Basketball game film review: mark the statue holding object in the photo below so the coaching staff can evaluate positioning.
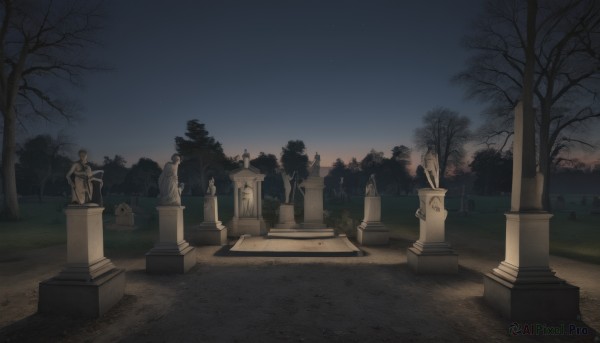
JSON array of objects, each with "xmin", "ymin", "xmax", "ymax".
[{"xmin": 66, "ymin": 149, "xmax": 104, "ymax": 206}]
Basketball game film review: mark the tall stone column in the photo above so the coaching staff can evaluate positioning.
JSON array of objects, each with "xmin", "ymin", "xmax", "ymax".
[
  {"xmin": 38, "ymin": 206, "xmax": 125, "ymax": 318},
  {"xmin": 407, "ymin": 188, "xmax": 457, "ymax": 274},
  {"xmin": 146, "ymin": 206, "xmax": 196, "ymax": 273},
  {"xmin": 301, "ymin": 176, "xmax": 326, "ymax": 229},
  {"xmin": 483, "ymin": 102, "xmax": 579, "ymax": 320}
]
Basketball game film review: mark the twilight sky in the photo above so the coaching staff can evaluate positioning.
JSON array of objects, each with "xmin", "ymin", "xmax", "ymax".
[{"xmin": 27, "ymin": 0, "xmax": 491, "ymax": 169}]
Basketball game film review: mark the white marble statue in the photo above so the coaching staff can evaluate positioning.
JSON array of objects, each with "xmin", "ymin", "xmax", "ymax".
[
  {"xmin": 423, "ymin": 146, "xmax": 440, "ymax": 189},
  {"xmin": 281, "ymin": 170, "xmax": 296, "ymax": 203},
  {"xmin": 365, "ymin": 173, "xmax": 378, "ymax": 196},
  {"xmin": 242, "ymin": 149, "xmax": 250, "ymax": 169},
  {"xmin": 309, "ymin": 152, "xmax": 321, "ymax": 177},
  {"xmin": 207, "ymin": 177, "xmax": 216, "ymax": 196},
  {"xmin": 158, "ymin": 154, "xmax": 184, "ymax": 206},
  {"xmin": 66, "ymin": 149, "xmax": 104, "ymax": 206},
  {"xmin": 241, "ymin": 181, "xmax": 254, "ymax": 216}
]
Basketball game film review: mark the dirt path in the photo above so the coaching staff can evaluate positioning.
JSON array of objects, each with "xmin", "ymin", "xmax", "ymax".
[{"xmin": 1, "ymin": 238, "xmax": 599, "ymax": 342}]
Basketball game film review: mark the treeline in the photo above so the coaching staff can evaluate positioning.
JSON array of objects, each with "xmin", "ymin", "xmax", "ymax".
[{"xmin": 13, "ymin": 122, "xmax": 600, "ymax": 202}]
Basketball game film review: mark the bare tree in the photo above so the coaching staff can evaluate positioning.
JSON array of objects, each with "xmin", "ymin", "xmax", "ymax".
[
  {"xmin": 414, "ymin": 107, "xmax": 471, "ymax": 186},
  {"xmin": 454, "ymin": 0, "xmax": 600, "ymax": 210},
  {"xmin": 0, "ymin": 0, "xmax": 105, "ymax": 219}
]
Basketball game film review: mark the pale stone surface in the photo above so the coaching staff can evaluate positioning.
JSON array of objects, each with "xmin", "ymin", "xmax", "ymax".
[
  {"xmin": 281, "ymin": 170, "xmax": 295, "ymax": 204},
  {"xmin": 309, "ymin": 152, "xmax": 320, "ymax": 177},
  {"xmin": 188, "ymin": 196, "xmax": 228, "ymax": 246},
  {"xmin": 275, "ymin": 203, "xmax": 297, "ymax": 229},
  {"xmin": 146, "ymin": 206, "xmax": 196, "ymax": 273},
  {"xmin": 207, "ymin": 177, "xmax": 216, "ymax": 196},
  {"xmin": 115, "ymin": 203, "xmax": 135, "ymax": 226},
  {"xmin": 407, "ymin": 188, "xmax": 457, "ymax": 273},
  {"xmin": 158, "ymin": 154, "xmax": 184, "ymax": 206},
  {"xmin": 357, "ymin": 196, "xmax": 389, "ymax": 245},
  {"xmin": 268, "ymin": 228, "xmax": 335, "ymax": 238},
  {"xmin": 38, "ymin": 206, "xmax": 124, "ymax": 318},
  {"xmin": 229, "ymin": 150, "xmax": 267, "ymax": 236},
  {"xmin": 230, "ymin": 234, "xmax": 361, "ymax": 256},
  {"xmin": 365, "ymin": 174, "xmax": 378, "ymax": 196},
  {"xmin": 299, "ymin": 176, "xmax": 326, "ymax": 229},
  {"xmin": 484, "ymin": 101, "xmax": 579, "ymax": 320}
]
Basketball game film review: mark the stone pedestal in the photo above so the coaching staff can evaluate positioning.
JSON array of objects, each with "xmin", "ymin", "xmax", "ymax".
[
  {"xmin": 275, "ymin": 203, "xmax": 297, "ymax": 229},
  {"xmin": 188, "ymin": 196, "xmax": 228, "ymax": 246},
  {"xmin": 483, "ymin": 212, "xmax": 580, "ymax": 319},
  {"xmin": 146, "ymin": 206, "xmax": 196, "ymax": 273},
  {"xmin": 301, "ymin": 176, "xmax": 326, "ymax": 229},
  {"xmin": 357, "ymin": 196, "xmax": 388, "ymax": 245},
  {"xmin": 407, "ymin": 188, "xmax": 458, "ymax": 274},
  {"xmin": 38, "ymin": 206, "xmax": 125, "ymax": 318}
]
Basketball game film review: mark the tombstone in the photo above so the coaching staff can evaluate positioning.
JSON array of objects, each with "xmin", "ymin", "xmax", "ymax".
[
  {"xmin": 483, "ymin": 102, "xmax": 579, "ymax": 320},
  {"xmin": 299, "ymin": 153, "xmax": 326, "ymax": 229},
  {"xmin": 189, "ymin": 179, "xmax": 228, "ymax": 245},
  {"xmin": 115, "ymin": 203, "xmax": 135, "ymax": 227},
  {"xmin": 38, "ymin": 206, "xmax": 125, "ymax": 318},
  {"xmin": 357, "ymin": 174, "xmax": 389, "ymax": 245},
  {"xmin": 229, "ymin": 150, "xmax": 267, "ymax": 236},
  {"xmin": 146, "ymin": 154, "xmax": 195, "ymax": 273}
]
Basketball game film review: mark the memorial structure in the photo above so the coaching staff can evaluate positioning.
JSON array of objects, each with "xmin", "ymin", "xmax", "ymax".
[
  {"xmin": 407, "ymin": 147, "xmax": 458, "ymax": 274},
  {"xmin": 357, "ymin": 174, "xmax": 389, "ymax": 245},
  {"xmin": 483, "ymin": 102, "xmax": 579, "ymax": 319},
  {"xmin": 229, "ymin": 150, "xmax": 267, "ymax": 236},
  {"xmin": 146, "ymin": 154, "xmax": 196, "ymax": 273},
  {"xmin": 189, "ymin": 177, "xmax": 228, "ymax": 245},
  {"xmin": 38, "ymin": 150, "xmax": 124, "ymax": 318},
  {"xmin": 299, "ymin": 152, "xmax": 326, "ymax": 229}
]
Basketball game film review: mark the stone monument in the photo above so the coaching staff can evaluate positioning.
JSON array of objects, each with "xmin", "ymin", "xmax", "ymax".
[
  {"xmin": 38, "ymin": 150, "xmax": 125, "ymax": 318},
  {"xmin": 406, "ymin": 147, "xmax": 458, "ymax": 274},
  {"xmin": 146, "ymin": 154, "xmax": 196, "ymax": 273},
  {"xmin": 275, "ymin": 170, "xmax": 297, "ymax": 229},
  {"xmin": 189, "ymin": 177, "xmax": 228, "ymax": 245},
  {"xmin": 299, "ymin": 152, "xmax": 326, "ymax": 229},
  {"xmin": 357, "ymin": 174, "xmax": 389, "ymax": 245},
  {"xmin": 115, "ymin": 203, "xmax": 135, "ymax": 227},
  {"xmin": 229, "ymin": 150, "xmax": 267, "ymax": 236},
  {"xmin": 483, "ymin": 102, "xmax": 579, "ymax": 320}
]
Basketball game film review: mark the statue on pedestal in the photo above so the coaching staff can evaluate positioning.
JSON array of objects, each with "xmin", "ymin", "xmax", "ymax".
[
  {"xmin": 158, "ymin": 154, "xmax": 184, "ymax": 206},
  {"xmin": 365, "ymin": 174, "xmax": 378, "ymax": 196},
  {"xmin": 241, "ymin": 181, "xmax": 254, "ymax": 216},
  {"xmin": 281, "ymin": 170, "xmax": 296, "ymax": 203},
  {"xmin": 309, "ymin": 152, "xmax": 320, "ymax": 177},
  {"xmin": 66, "ymin": 149, "xmax": 104, "ymax": 206},
  {"xmin": 423, "ymin": 146, "xmax": 440, "ymax": 189}
]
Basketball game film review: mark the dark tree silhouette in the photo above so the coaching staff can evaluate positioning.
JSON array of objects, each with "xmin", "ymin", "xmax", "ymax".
[
  {"xmin": 16, "ymin": 134, "xmax": 71, "ymax": 200},
  {"xmin": 102, "ymin": 155, "xmax": 128, "ymax": 195},
  {"xmin": 414, "ymin": 107, "xmax": 471, "ymax": 186},
  {"xmin": 281, "ymin": 140, "xmax": 309, "ymax": 181},
  {"xmin": 250, "ymin": 152, "xmax": 281, "ymax": 198},
  {"xmin": 470, "ymin": 148, "xmax": 513, "ymax": 195},
  {"xmin": 123, "ymin": 158, "xmax": 161, "ymax": 197},
  {"xmin": 0, "ymin": 0, "xmax": 106, "ymax": 219},
  {"xmin": 175, "ymin": 120, "xmax": 227, "ymax": 193},
  {"xmin": 454, "ymin": 0, "xmax": 600, "ymax": 209}
]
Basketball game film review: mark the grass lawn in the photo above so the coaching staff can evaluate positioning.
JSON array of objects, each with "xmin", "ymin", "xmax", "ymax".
[{"xmin": 1, "ymin": 193, "xmax": 599, "ymax": 264}]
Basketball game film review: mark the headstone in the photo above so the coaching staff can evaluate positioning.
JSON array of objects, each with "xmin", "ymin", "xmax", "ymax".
[
  {"xmin": 357, "ymin": 175, "xmax": 388, "ymax": 245},
  {"xmin": 188, "ymin": 195, "xmax": 228, "ymax": 245},
  {"xmin": 115, "ymin": 203, "xmax": 135, "ymax": 227},
  {"xmin": 38, "ymin": 206, "xmax": 125, "ymax": 318},
  {"xmin": 483, "ymin": 102, "xmax": 579, "ymax": 320},
  {"xmin": 228, "ymin": 150, "xmax": 267, "ymax": 236}
]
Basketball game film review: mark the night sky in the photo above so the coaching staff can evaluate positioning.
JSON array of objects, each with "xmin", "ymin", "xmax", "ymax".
[{"xmin": 27, "ymin": 0, "xmax": 488, "ymax": 168}]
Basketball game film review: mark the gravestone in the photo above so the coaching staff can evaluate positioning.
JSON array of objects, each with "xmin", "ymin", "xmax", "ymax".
[
  {"xmin": 189, "ymin": 193, "xmax": 228, "ymax": 246},
  {"xmin": 299, "ymin": 152, "xmax": 326, "ymax": 229},
  {"xmin": 483, "ymin": 102, "xmax": 579, "ymax": 320},
  {"xmin": 115, "ymin": 203, "xmax": 135, "ymax": 227},
  {"xmin": 357, "ymin": 174, "xmax": 388, "ymax": 245},
  {"xmin": 38, "ymin": 206, "xmax": 125, "ymax": 318}
]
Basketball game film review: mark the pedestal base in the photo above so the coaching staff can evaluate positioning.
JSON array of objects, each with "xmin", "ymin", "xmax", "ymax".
[
  {"xmin": 483, "ymin": 273, "xmax": 580, "ymax": 320},
  {"xmin": 276, "ymin": 203, "xmax": 297, "ymax": 229},
  {"xmin": 301, "ymin": 222, "xmax": 327, "ymax": 229},
  {"xmin": 229, "ymin": 217, "xmax": 267, "ymax": 237},
  {"xmin": 356, "ymin": 222, "xmax": 389, "ymax": 245},
  {"xmin": 38, "ymin": 268, "xmax": 125, "ymax": 318},
  {"xmin": 189, "ymin": 222, "xmax": 228, "ymax": 246},
  {"xmin": 145, "ymin": 242, "xmax": 196, "ymax": 274},
  {"xmin": 407, "ymin": 242, "xmax": 458, "ymax": 274}
]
